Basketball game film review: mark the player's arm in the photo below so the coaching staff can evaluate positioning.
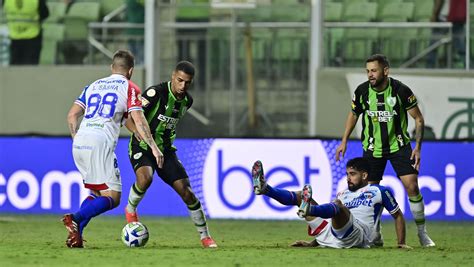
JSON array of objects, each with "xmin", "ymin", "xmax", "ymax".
[
  {"xmin": 130, "ymin": 110, "xmax": 164, "ymax": 168},
  {"xmin": 335, "ymin": 111, "xmax": 359, "ymax": 161},
  {"xmin": 124, "ymin": 118, "xmax": 143, "ymax": 142},
  {"xmin": 66, "ymin": 103, "xmax": 84, "ymax": 139},
  {"xmin": 391, "ymin": 210, "xmax": 411, "ymax": 249},
  {"xmin": 408, "ymin": 106, "xmax": 424, "ymax": 171}
]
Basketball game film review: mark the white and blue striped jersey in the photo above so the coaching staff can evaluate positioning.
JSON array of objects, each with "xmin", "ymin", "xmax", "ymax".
[
  {"xmin": 337, "ymin": 184, "xmax": 400, "ymax": 232},
  {"xmin": 74, "ymin": 74, "xmax": 142, "ymax": 143}
]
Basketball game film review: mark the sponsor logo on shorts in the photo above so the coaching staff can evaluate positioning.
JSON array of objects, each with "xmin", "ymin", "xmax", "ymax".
[{"xmin": 133, "ymin": 152, "xmax": 143, "ymax": 160}]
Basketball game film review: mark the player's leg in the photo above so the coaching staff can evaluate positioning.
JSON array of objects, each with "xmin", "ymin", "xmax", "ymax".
[
  {"xmin": 393, "ymin": 146, "xmax": 435, "ymax": 247},
  {"xmin": 126, "ymin": 145, "xmax": 157, "ymax": 222},
  {"xmin": 163, "ymin": 152, "xmax": 217, "ymax": 248},
  {"xmin": 252, "ymin": 160, "xmax": 301, "ymax": 206},
  {"xmin": 298, "ymin": 184, "xmax": 340, "ymax": 219},
  {"xmin": 363, "ymin": 152, "xmax": 387, "ymax": 246},
  {"xmin": 125, "ymin": 166, "xmax": 154, "ymax": 222},
  {"xmin": 63, "ymin": 139, "xmax": 121, "ymax": 248},
  {"xmin": 170, "ymin": 179, "xmax": 217, "ymax": 248}
]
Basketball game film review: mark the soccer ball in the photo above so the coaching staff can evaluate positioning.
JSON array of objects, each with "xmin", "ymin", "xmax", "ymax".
[{"xmin": 121, "ymin": 222, "xmax": 149, "ymax": 247}]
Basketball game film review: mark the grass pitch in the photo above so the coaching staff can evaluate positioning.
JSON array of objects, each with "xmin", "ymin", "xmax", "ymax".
[{"xmin": 0, "ymin": 215, "xmax": 472, "ymax": 266}]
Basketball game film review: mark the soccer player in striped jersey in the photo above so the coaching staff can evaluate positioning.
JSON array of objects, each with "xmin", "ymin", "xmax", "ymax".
[
  {"xmin": 252, "ymin": 158, "xmax": 411, "ymax": 249},
  {"xmin": 124, "ymin": 61, "xmax": 217, "ymax": 248},
  {"xmin": 335, "ymin": 54, "xmax": 435, "ymax": 247}
]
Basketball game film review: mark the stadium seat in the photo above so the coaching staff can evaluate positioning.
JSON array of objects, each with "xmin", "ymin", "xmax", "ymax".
[
  {"xmin": 40, "ymin": 23, "xmax": 65, "ymax": 65},
  {"xmin": 412, "ymin": 0, "xmax": 434, "ymax": 22},
  {"xmin": 342, "ymin": 28, "xmax": 379, "ymax": 66},
  {"xmin": 100, "ymin": 0, "xmax": 126, "ymax": 19},
  {"xmin": 324, "ymin": 1, "xmax": 343, "ymax": 22},
  {"xmin": 63, "ymin": 2, "xmax": 101, "ymax": 40},
  {"xmin": 378, "ymin": 2, "xmax": 414, "ymax": 22},
  {"xmin": 44, "ymin": 1, "xmax": 67, "ymax": 23},
  {"xmin": 341, "ymin": 2, "xmax": 377, "ymax": 22}
]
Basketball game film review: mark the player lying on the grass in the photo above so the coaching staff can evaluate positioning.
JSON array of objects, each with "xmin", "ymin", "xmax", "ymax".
[{"xmin": 252, "ymin": 157, "xmax": 412, "ymax": 249}]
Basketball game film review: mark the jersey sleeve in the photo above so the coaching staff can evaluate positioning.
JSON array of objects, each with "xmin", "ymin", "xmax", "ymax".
[
  {"xmin": 127, "ymin": 81, "xmax": 143, "ymax": 112},
  {"xmin": 398, "ymin": 83, "xmax": 418, "ymax": 110},
  {"xmin": 379, "ymin": 186, "xmax": 400, "ymax": 215},
  {"xmin": 351, "ymin": 87, "xmax": 364, "ymax": 115},
  {"xmin": 74, "ymin": 85, "xmax": 89, "ymax": 109},
  {"xmin": 141, "ymin": 84, "xmax": 163, "ymax": 113}
]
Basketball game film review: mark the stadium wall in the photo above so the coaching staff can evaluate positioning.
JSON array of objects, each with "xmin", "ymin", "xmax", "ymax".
[
  {"xmin": 0, "ymin": 67, "xmax": 472, "ymax": 138},
  {"xmin": 0, "ymin": 137, "xmax": 472, "ymax": 221}
]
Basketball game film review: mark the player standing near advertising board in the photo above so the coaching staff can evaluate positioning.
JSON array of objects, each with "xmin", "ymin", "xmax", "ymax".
[
  {"xmin": 335, "ymin": 54, "xmax": 435, "ymax": 247},
  {"xmin": 124, "ymin": 61, "xmax": 217, "ymax": 248},
  {"xmin": 64, "ymin": 50, "xmax": 162, "ymax": 248}
]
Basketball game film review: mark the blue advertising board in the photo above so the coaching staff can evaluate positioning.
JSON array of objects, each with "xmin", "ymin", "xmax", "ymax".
[{"xmin": 0, "ymin": 137, "xmax": 473, "ymax": 221}]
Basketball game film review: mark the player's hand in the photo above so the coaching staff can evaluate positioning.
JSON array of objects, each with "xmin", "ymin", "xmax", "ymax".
[
  {"xmin": 152, "ymin": 147, "xmax": 164, "ymax": 168},
  {"xmin": 397, "ymin": 244, "xmax": 413, "ymax": 249},
  {"xmin": 335, "ymin": 142, "xmax": 347, "ymax": 162},
  {"xmin": 410, "ymin": 146, "xmax": 421, "ymax": 171},
  {"xmin": 290, "ymin": 240, "xmax": 316, "ymax": 247}
]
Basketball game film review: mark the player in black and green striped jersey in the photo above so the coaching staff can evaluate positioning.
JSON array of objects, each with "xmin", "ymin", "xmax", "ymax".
[
  {"xmin": 335, "ymin": 54, "xmax": 435, "ymax": 248},
  {"xmin": 124, "ymin": 61, "xmax": 217, "ymax": 248}
]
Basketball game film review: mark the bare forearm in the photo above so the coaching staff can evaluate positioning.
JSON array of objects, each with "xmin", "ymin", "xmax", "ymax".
[
  {"xmin": 342, "ymin": 112, "xmax": 358, "ymax": 142},
  {"xmin": 395, "ymin": 214, "xmax": 407, "ymax": 245},
  {"xmin": 414, "ymin": 118, "xmax": 424, "ymax": 149},
  {"xmin": 68, "ymin": 120, "xmax": 78, "ymax": 138},
  {"xmin": 135, "ymin": 121, "xmax": 156, "ymax": 148}
]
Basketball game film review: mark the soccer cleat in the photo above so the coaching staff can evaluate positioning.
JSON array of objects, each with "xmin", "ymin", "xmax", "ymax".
[
  {"xmin": 201, "ymin": 236, "xmax": 218, "ymax": 248},
  {"xmin": 125, "ymin": 207, "xmax": 139, "ymax": 223},
  {"xmin": 372, "ymin": 231, "xmax": 384, "ymax": 247},
  {"xmin": 252, "ymin": 160, "xmax": 267, "ymax": 195},
  {"xmin": 418, "ymin": 231, "xmax": 436, "ymax": 247},
  {"xmin": 297, "ymin": 184, "xmax": 312, "ymax": 218},
  {"xmin": 62, "ymin": 214, "xmax": 83, "ymax": 248}
]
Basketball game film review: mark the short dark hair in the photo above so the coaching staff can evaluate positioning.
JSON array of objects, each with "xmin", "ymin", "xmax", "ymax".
[
  {"xmin": 346, "ymin": 157, "xmax": 370, "ymax": 174},
  {"xmin": 112, "ymin": 50, "xmax": 135, "ymax": 70},
  {"xmin": 175, "ymin": 61, "xmax": 195, "ymax": 76},
  {"xmin": 366, "ymin": 54, "xmax": 390, "ymax": 69}
]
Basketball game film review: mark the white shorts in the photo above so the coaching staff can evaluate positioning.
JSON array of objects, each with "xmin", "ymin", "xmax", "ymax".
[
  {"xmin": 307, "ymin": 214, "xmax": 370, "ymax": 249},
  {"xmin": 72, "ymin": 132, "xmax": 121, "ymax": 192}
]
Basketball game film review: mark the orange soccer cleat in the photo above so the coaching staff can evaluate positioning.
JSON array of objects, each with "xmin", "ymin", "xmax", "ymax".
[
  {"xmin": 62, "ymin": 214, "xmax": 83, "ymax": 248},
  {"xmin": 201, "ymin": 236, "xmax": 218, "ymax": 248},
  {"xmin": 125, "ymin": 207, "xmax": 139, "ymax": 223}
]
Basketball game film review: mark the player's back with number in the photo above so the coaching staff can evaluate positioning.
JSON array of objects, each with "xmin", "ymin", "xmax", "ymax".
[{"xmin": 75, "ymin": 75, "xmax": 142, "ymax": 142}]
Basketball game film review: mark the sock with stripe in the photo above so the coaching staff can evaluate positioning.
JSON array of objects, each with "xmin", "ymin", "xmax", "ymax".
[
  {"xmin": 126, "ymin": 182, "xmax": 146, "ymax": 213},
  {"xmin": 188, "ymin": 200, "xmax": 210, "ymax": 239},
  {"xmin": 409, "ymin": 194, "xmax": 427, "ymax": 232},
  {"xmin": 264, "ymin": 184, "xmax": 298, "ymax": 206},
  {"xmin": 72, "ymin": 196, "xmax": 115, "ymax": 224},
  {"xmin": 78, "ymin": 194, "xmax": 97, "ymax": 235},
  {"xmin": 308, "ymin": 203, "xmax": 340, "ymax": 218}
]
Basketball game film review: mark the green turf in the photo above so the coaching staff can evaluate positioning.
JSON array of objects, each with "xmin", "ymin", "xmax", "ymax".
[{"xmin": 0, "ymin": 215, "xmax": 472, "ymax": 266}]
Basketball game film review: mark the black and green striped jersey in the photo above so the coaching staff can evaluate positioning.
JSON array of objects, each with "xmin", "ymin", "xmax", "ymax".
[
  {"xmin": 130, "ymin": 81, "xmax": 193, "ymax": 152},
  {"xmin": 351, "ymin": 77, "xmax": 418, "ymax": 158}
]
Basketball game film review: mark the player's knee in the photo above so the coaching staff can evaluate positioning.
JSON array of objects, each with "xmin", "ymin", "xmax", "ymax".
[
  {"xmin": 112, "ymin": 197, "xmax": 121, "ymax": 208},
  {"xmin": 333, "ymin": 199, "xmax": 344, "ymax": 208},
  {"xmin": 137, "ymin": 174, "xmax": 153, "ymax": 189},
  {"xmin": 181, "ymin": 188, "xmax": 197, "ymax": 205}
]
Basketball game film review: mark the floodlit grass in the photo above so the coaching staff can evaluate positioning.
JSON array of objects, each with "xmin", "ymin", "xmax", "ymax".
[{"xmin": 0, "ymin": 215, "xmax": 472, "ymax": 266}]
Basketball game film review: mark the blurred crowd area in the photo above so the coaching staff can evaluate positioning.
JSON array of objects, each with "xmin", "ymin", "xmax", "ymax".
[{"xmin": 0, "ymin": 0, "xmax": 472, "ymax": 69}]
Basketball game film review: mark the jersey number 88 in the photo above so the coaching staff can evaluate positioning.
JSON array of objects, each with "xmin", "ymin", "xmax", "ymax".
[{"xmin": 85, "ymin": 93, "xmax": 118, "ymax": 119}]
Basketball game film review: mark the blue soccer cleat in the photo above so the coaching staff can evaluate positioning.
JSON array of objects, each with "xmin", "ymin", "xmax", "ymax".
[
  {"xmin": 252, "ymin": 160, "xmax": 267, "ymax": 195},
  {"xmin": 297, "ymin": 184, "xmax": 312, "ymax": 218}
]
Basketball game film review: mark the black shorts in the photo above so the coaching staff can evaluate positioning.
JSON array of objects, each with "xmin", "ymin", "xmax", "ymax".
[
  {"xmin": 129, "ymin": 144, "xmax": 188, "ymax": 186},
  {"xmin": 363, "ymin": 145, "xmax": 418, "ymax": 182}
]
